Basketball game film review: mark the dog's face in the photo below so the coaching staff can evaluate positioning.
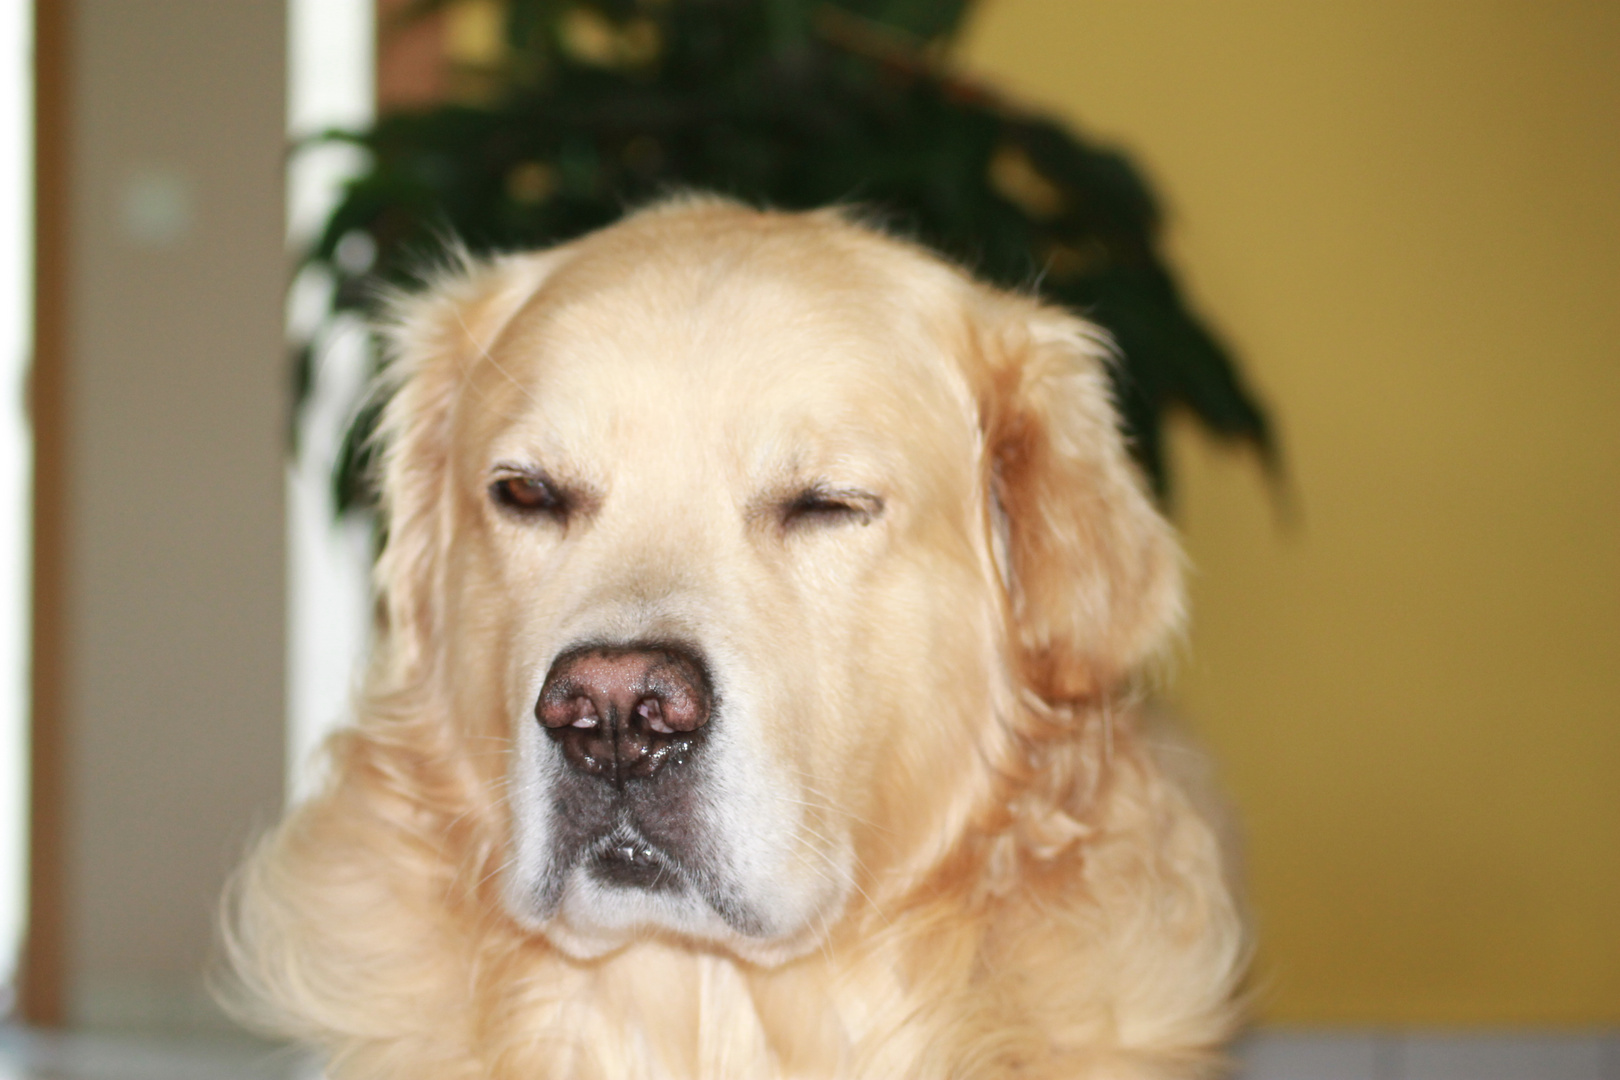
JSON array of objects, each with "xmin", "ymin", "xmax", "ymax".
[{"xmin": 374, "ymin": 201, "xmax": 1181, "ymax": 966}]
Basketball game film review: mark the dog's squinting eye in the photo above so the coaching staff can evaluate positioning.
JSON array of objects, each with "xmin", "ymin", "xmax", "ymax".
[
  {"xmin": 781, "ymin": 487, "xmax": 883, "ymax": 529},
  {"xmin": 491, "ymin": 474, "xmax": 568, "ymax": 519}
]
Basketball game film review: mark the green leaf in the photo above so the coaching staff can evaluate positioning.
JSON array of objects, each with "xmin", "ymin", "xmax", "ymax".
[{"xmin": 823, "ymin": 0, "xmax": 974, "ymax": 43}]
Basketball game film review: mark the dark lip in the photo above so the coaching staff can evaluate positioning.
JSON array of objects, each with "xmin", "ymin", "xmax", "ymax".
[
  {"xmin": 585, "ymin": 825, "xmax": 685, "ymax": 893},
  {"xmin": 527, "ymin": 821, "xmax": 769, "ymax": 939}
]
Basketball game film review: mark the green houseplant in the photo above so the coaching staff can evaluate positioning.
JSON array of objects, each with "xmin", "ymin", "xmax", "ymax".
[{"xmin": 299, "ymin": 0, "xmax": 1272, "ymax": 509}]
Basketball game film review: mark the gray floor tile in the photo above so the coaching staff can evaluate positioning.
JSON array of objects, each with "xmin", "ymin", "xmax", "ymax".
[
  {"xmin": 1397, "ymin": 1031, "xmax": 1611, "ymax": 1080},
  {"xmin": 4, "ymin": 1025, "xmax": 1618, "ymax": 1079},
  {"xmin": 1236, "ymin": 1028, "xmax": 1393, "ymax": 1080},
  {"xmin": 0, "ymin": 1028, "xmax": 316, "ymax": 1080}
]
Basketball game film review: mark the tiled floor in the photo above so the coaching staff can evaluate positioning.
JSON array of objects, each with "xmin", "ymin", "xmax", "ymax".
[
  {"xmin": 1236, "ymin": 1029, "xmax": 1620, "ymax": 1080},
  {"xmin": 0, "ymin": 1026, "xmax": 1616, "ymax": 1078},
  {"xmin": 0, "ymin": 1028, "xmax": 317, "ymax": 1080}
]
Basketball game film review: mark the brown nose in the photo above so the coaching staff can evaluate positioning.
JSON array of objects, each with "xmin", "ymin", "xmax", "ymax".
[{"xmin": 536, "ymin": 644, "xmax": 712, "ymax": 784}]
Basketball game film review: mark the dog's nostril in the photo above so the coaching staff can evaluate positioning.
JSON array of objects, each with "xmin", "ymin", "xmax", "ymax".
[
  {"xmin": 535, "ymin": 644, "xmax": 711, "ymax": 784},
  {"xmin": 637, "ymin": 698, "xmax": 671, "ymax": 734},
  {"xmin": 543, "ymin": 693, "xmax": 601, "ymax": 729}
]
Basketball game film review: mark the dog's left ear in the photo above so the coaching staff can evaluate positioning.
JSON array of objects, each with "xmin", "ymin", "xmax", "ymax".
[
  {"xmin": 977, "ymin": 297, "xmax": 1185, "ymax": 703},
  {"xmin": 372, "ymin": 250, "xmax": 567, "ymax": 684}
]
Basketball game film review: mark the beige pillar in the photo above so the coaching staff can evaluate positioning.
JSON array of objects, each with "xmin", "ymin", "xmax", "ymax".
[{"xmin": 25, "ymin": 0, "xmax": 286, "ymax": 1033}]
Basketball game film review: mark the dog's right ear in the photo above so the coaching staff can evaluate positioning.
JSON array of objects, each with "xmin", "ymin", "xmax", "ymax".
[
  {"xmin": 974, "ymin": 295, "xmax": 1185, "ymax": 705},
  {"xmin": 371, "ymin": 251, "xmax": 566, "ymax": 684}
]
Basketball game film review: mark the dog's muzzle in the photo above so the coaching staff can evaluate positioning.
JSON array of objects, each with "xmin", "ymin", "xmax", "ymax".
[{"xmin": 529, "ymin": 640, "xmax": 743, "ymax": 907}]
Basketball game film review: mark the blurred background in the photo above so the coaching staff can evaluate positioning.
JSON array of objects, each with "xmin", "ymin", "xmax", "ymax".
[{"xmin": 0, "ymin": 1, "xmax": 1615, "ymax": 1078}]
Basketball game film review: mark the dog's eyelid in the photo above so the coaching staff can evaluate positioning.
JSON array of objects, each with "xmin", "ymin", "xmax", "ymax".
[
  {"xmin": 487, "ymin": 464, "xmax": 579, "ymax": 520},
  {"xmin": 489, "ymin": 458, "xmax": 552, "ymax": 478},
  {"xmin": 779, "ymin": 484, "xmax": 885, "ymax": 528}
]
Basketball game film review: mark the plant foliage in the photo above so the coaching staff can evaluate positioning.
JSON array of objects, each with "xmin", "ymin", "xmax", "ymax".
[{"xmin": 302, "ymin": 0, "xmax": 1272, "ymax": 511}]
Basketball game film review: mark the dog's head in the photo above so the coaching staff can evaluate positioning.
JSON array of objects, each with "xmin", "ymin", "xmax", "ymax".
[{"xmin": 370, "ymin": 199, "xmax": 1181, "ymax": 964}]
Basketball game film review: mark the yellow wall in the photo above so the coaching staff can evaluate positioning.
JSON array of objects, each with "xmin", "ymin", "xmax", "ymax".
[{"xmin": 962, "ymin": 1, "xmax": 1620, "ymax": 1024}]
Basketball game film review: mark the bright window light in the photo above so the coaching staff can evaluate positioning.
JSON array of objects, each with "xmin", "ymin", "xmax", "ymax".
[{"xmin": 286, "ymin": 0, "xmax": 375, "ymax": 803}]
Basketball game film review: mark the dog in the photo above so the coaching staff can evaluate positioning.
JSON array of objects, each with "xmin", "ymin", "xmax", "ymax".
[{"xmin": 224, "ymin": 197, "xmax": 1247, "ymax": 1079}]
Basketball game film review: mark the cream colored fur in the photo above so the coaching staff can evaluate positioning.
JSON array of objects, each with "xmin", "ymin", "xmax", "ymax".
[{"xmin": 222, "ymin": 198, "xmax": 1247, "ymax": 1079}]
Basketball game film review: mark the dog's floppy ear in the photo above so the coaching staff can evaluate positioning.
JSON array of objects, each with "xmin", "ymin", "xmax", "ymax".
[
  {"xmin": 979, "ymin": 298, "xmax": 1185, "ymax": 702},
  {"xmin": 372, "ymin": 251, "xmax": 565, "ymax": 684}
]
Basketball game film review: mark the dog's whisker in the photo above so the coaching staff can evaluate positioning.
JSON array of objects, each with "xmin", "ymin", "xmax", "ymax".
[
  {"xmin": 772, "ymin": 777, "xmax": 896, "ymax": 837},
  {"xmin": 784, "ymin": 820, "xmax": 889, "ymax": 925},
  {"xmin": 470, "ymin": 852, "xmax": 522, "ymax": 895}
]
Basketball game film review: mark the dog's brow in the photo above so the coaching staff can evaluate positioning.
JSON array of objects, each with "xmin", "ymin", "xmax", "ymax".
[{"xmin": 454, "ymin": 305, "xmax": 542, "ymax": 406}]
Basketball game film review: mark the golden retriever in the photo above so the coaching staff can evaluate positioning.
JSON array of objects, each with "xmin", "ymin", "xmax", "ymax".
[{"xmin": 224, "ymin": 197, "xmax": 1246, "ymax": 1079}]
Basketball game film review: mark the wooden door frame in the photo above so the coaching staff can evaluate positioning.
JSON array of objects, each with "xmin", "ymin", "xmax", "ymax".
[{"xmin": 19, "ymin": 0, "xmax": 72, "ymax": 1029}]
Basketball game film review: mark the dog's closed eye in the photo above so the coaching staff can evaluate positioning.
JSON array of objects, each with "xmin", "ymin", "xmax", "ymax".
[{"xmin": 781, "ymin": 485, "xmax": 883, "ymax": 529}]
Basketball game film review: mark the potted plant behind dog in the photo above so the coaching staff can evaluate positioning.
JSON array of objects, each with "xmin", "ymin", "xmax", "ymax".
[{"xmin": 296, "ymin": 0, "xmax": 1273, "ymax": 512}]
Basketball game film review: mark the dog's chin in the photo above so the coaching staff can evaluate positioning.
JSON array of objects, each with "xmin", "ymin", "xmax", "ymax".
[{"xmin": 508, "ymin": 841, "xmax": 835, "ymax": 966}]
